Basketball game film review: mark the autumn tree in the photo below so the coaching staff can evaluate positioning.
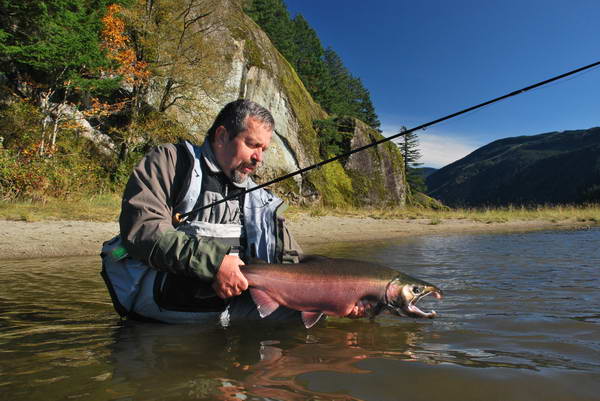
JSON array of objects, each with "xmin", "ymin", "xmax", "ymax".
[
  {"xmin": 120, "ymin": 0, "xmax": 224, "ymax": 115},
  {"xmin": 0, "ymin": 0, "xmax": 120, "ymax": 154},
  {"xmin": 99, "ymin": 3, "xmax": 150, "ymax": 120}
]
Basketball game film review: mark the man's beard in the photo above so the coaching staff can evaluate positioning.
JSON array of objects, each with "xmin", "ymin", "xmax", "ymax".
[
  {"xmin": 231, "ymin": 169, "xmax": 247, "ymax": 184},
  {"xmin": 231, "ymin": 160, "xmax": 260, "ymax": 184}
]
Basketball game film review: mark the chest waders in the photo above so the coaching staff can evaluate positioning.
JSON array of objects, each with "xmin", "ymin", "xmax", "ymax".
[{"xmin": 100, "ymin": 141, "xmax": 286, "ymax": 324}]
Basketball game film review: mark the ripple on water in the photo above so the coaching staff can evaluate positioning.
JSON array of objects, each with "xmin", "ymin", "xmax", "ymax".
[{"xmin": 1, "ymin": 230, "xmax": 600, "ymax": 401}]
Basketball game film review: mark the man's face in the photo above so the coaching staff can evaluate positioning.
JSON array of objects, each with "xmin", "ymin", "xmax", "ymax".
[{"xmin": 213, "ymin": 116, "xmax": 272, "ymax": 184}]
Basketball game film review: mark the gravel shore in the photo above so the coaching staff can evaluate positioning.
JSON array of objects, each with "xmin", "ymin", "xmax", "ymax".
[{"xmin": 1, "ymin": 216, "xmax": 594, "ymax": 260}]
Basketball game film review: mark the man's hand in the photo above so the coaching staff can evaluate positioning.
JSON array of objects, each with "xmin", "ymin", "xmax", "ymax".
[{"xmin": 212, "ymin": 254, "xmax": 248, "ymax": 299}]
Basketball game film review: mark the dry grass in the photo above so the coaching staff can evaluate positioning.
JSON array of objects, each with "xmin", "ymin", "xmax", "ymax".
[
  {"xmin": 0, "ymin": 193, "xmax": 121, "ymax": 222},
  {"xmin": 1, "ymin": 195, "xmax": 599, "ymax": 225},
  {"xmin": 285, "ymin": 203, "xmax": 600, "ymax": 224}
]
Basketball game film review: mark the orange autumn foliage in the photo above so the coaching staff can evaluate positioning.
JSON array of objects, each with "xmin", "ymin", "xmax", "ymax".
[{"xmin": 101, "ymin": 4, "xmax": 151, "ymax": 86}]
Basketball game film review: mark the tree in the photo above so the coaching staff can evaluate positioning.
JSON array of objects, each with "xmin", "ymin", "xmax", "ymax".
[
  {"xmin": 290, "ymin": 15, "xmax": 327, "ymax": 103},
  {"xmin": 244, "ymin": 3, "xmax": 382, "ymax": 131},
  {"xmin": 100, "ymin": 2, "xmax": 150, "ymax": 121},
  {"xmin": 322, "ymin": 48, "xmax": 380, "ymax": 130},
  {"xmin": 0, "ymin": 0, "xmax": 120, "ymax": 154},
  {"xmin": 244, "ymin": 0, "xmax": 297, "ymax": 62},
  {"xmin": 399, "ymin": 126, "xmax": 426, "ymax": 193},
  {"xmin": 121, "ymin": 0, "xmax": 223, "ymax": 114}
]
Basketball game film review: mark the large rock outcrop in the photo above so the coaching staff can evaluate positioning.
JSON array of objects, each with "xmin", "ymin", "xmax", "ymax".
[
  {"xmin": 343, "ymin": 118, "xmax": 406, "ymax": 206},
  {"xmin": 143, "ymin": 0, "xmax": 406, "ymax": 206}
]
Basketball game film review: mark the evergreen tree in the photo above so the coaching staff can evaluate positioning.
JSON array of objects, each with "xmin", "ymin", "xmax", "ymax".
[
  {"xmin": 0, "ymin": 0, "xmax": 117, "ymax": 94},
  {"xmin": 399, "ymin": 126, "xmax": 426, "ymax": 192},
  {"xmin": 323, "ymin": 48, "xmax": 380, "ymax": 130},
  {"xmin": 290, "ymin": 14, "xmax": 328, "ymax": 105},
  {"xmin": 0, "ymin": 0, "xmax": 120, "ymax": 153},
  {"xmin": 244, "ymin": 0, "xmax": 297, "ymax": 62},
  {"xmin": 349, "ymin": 76, "xmax": 380, "ymax": 131},
  {"xmin": 322, "ymin": 47, "xmax": 353, "ymax": 115}
]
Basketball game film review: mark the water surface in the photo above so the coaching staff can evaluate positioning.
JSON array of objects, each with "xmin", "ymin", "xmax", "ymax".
[{"xmin": 1, "ymin": 228, "xmax": 599, "ymax": 400}]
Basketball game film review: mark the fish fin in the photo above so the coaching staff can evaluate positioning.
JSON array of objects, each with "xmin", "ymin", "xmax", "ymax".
[
  {"xmin": 301, "ymin": 311, "xmax": 325, "ymax": 328},
  {"xmin": 249, "ymin": 289, "xmax": 280, "ymax": 318}
]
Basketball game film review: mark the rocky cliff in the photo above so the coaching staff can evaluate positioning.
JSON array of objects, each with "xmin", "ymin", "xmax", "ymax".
[{"xmin": 143, "ymin": 0, "xmax": 406, "ymax": 207}]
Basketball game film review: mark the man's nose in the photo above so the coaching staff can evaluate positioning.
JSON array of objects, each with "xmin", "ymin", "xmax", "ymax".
[{"xmin": 252, "ymin": 148, "xmax": 263, "ymax": 163}]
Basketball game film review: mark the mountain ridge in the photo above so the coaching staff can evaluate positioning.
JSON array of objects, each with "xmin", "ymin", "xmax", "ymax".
[{"xmin": 426, "ymin": 127, "xmax": 600, "ymax": 206}]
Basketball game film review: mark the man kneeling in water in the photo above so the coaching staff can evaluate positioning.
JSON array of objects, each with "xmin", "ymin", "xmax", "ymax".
[{"xmin": 103, "ymin": 99, "xmax": 299, "ymax": 323}]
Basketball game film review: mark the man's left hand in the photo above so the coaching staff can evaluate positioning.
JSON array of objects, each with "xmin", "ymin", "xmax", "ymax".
[{"xmin": 212, "ymin": 254, "xmax": 248, "ymax": 299}]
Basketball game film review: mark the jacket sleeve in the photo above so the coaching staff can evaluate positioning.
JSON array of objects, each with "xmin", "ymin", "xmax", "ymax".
[{"xmin": 119, "ymin": 144, "xmax": 229, "ymax": 281}]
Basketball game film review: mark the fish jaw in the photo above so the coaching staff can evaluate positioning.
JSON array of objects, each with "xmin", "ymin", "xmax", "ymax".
[{"xmin": 386, "ymin": 278, "xmax": 443, "ymax": 319}]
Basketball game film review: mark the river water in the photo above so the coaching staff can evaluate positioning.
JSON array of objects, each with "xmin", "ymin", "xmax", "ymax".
[{"xmin": 1, "ymin": 228, "xmax": 599, "ymax": 401}]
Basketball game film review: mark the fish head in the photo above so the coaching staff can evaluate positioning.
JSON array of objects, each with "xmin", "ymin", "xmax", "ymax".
[{"xmin": 384, "ymin": 275, "xmax": 443, "ymax": 319}]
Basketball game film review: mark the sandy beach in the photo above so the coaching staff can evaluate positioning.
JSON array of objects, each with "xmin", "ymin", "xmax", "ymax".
[{"xmin": 1, "ymin": 216, "xmax": 595, "ymax": 260}]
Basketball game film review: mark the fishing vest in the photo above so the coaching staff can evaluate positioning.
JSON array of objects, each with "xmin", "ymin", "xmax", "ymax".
[{"xmin": 101, "ymin": 141, "xmax": 293, "ymax": 324}]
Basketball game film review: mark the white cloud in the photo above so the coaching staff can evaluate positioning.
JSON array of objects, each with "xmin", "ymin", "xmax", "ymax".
[
  {"xmin": 381, "ymin": 125, "xmax": 479, "ymax": 168},
  {"xmin": 418, "ymin": 133, "xmax": 478, "ymax": 168}
]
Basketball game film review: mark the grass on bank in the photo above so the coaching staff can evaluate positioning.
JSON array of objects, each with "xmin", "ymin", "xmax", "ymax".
[
  {"xmin": 1, "ymin": 195, "xmax": 599, "ymax": 225},
  {"xmin": 0, "ymin": 193, "xmax": 121, "ymax": 222},
  {"xmin": 285, "ymin": 203, "xmax": 600, "ymax": 225}
]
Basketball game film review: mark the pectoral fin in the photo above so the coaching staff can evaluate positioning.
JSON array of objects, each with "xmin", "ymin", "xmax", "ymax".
[
  {"xmin": 249, "ymin": 289, "xmax": 280, "ymax": 318},
  {"xmin": 301, "ymin": 311, "xmax": 324, "ymax": 328}
]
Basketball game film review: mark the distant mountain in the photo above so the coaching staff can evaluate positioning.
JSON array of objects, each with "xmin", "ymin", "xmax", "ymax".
[
  {"xmin": 415, "ymin": 167, "xmax": 437, "ymax": 179},
  {"xmin": 426, "ymin": 127, "xmax": 600, "ymax": 206}
]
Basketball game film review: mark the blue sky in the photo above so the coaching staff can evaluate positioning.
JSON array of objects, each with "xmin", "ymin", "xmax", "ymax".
[{"xmin": 284, "ymin": 1, "xmax": 600, "ymax": 168}]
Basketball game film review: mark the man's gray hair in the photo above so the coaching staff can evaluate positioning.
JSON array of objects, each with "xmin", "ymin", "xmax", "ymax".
[{"xmin": 206, "ymin": 99, "xmax": 274, "ymax": 142}]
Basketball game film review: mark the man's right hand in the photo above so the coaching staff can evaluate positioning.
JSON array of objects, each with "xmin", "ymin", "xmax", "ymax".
[{"xmin": 212, "ymin": 254, "xmax": 248, "ymax": 299}]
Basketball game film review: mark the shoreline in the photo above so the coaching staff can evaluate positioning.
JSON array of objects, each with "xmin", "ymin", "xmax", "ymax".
[{"xmin": 1, "ymin": 216, "xmax": 596, "ymax": 260}]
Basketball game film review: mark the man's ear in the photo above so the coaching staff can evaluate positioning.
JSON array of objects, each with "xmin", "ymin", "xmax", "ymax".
[{"xmin": 214, "ymin": 126, "xmax": 228, "ymax": 146}]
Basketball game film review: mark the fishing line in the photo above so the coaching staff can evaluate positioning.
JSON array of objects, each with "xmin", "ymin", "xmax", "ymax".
[{"xmin": 173, "ymin": 60, "xmax": 600, "ymax": 225}]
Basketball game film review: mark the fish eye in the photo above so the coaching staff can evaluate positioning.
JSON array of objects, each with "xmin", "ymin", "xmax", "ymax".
[{"xmin": 412, "ymin": 286, "xmax": 422, "ymax": 294}]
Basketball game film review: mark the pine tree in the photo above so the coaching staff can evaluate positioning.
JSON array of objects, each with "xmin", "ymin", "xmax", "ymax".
[
  {"xmin": 399, "ymin": 126, "xmax": 426, "ymax": 192},
  {"xmin": 322, "ymin": 47, "xmax": 354, "ymax": 116},
  {"xmin": 322, "ymin": 48, "xmax": 380, "ymax": 130},
  {"xmin": 290, "ymin": 14, "xmax": 328, "ymax": 105},
  {"xmin": 244, "ymin": 0, "xmax": 297, "ymax": 62}
]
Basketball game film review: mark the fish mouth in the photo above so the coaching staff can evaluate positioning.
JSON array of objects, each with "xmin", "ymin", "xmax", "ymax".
[{"xmin": 400, "ymin": 289, "xmax": 443, "ymax": 319}]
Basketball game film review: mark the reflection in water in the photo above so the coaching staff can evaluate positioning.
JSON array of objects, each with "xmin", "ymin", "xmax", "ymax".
[
  {"xmin": 1, "ymin": 229, "xmax": 600, "ymax": 401},
  {"xmin": 105, "ymin": 319, "xmax": 432, "ymax": 401},
  {"xmin": 212, "ymin": 321, "xmax": 429, "ymax": 401}
]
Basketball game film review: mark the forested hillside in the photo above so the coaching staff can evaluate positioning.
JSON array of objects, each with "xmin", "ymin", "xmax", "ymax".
[
  {"xmin": 0, "ymin": 0, "xmax": 405, "ymax": 207},
  {"xmin": 426, "ymin": 128, "xmax": 600, "ymax": 206}
]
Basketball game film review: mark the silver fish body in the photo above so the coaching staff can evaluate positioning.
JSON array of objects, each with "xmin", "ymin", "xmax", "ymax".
[{"xmin": 242, "ymin": 255, "xmax": 443, "ymax": 328}]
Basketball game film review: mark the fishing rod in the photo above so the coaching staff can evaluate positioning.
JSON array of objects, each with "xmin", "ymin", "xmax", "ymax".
[{"xmin": 173, "ymin": 60, "xmax": 600, "ymax": 225}]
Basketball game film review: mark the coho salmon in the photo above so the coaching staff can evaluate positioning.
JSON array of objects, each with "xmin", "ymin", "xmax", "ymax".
[{"xmin": 243, "ymin": 255, "xmax": 443, "ymax": 328}]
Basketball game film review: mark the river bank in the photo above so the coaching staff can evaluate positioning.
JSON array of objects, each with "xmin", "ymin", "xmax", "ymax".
[{"xmin": 1, "ymin": 216, "xmax": 596, "ymax": 260}]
